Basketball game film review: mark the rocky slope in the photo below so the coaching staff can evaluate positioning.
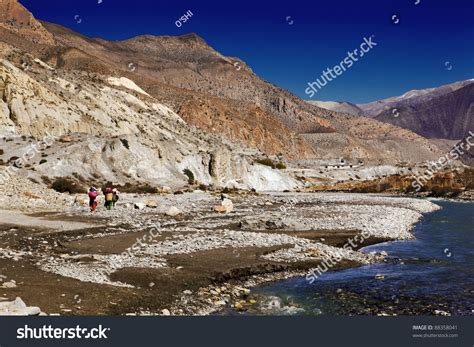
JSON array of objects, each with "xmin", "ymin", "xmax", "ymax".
[
  {"xmin": 37, "ymin": 17, "xmax": 444, "ymax": 164},
  {"xmin": 0, "ymin": 0, "xmax": 54, "ymax": 46},
  {"xmin": 358, "ymin": 79, "xmax": 474, "ymax": 119},
  {"xmin": 307, "ymin": 100, "xmax": 363, "ymax": 116},
  {"xmin": 0, "ymin": 0, "xmax": 448, "ymax": 188},
  {"xmin": 309, "ymin": 80, "xmax": 474, "ymax": 166},
  {"xmin": 0, "ymin": 45, "xmax": 298, "ymax": 190},
  {"xmin": 373, "ymin": 82, "xmax": 474, "ymax": 140},
  {"xmin": 309, "ymin": 80, "xmax": 474, "ymax": 141}
]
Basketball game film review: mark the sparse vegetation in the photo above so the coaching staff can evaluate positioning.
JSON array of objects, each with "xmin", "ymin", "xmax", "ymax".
[
  {"xmin": 255, "ymin": 158, "xmax": 274, "ymax": 167},
  {"xmin": 183, "ymin": 168, "xmax": 195, "ymax": 184},
  {"xmin": 198, "ymin": 184, "xmax": 209, "ymax": 191},
  {"xmin": 275, "ymin": 162, "xmax": 287, "ymax": 170},
  {"xmin": 39, "ymin": 159, "xmax": 47, "ymax": 164},
  {"xmin": 221, "ymin": 186, "xmax": 239, "ymax": 194},
  {"xmin": 255, "ymin": 158, "xmax": 287, "ymax": 170},
  {"xmin": 97, "ymin": 181, "xmax": 158, "ymax": 194},
  {"xmin": 51, "ymin": 177, "xmax": 85, "ymax": 194},
  {"xmin": 311, "ymin": 168, "xmax": 474, "ymax": 198},
  {"xmin": 41, "ymin": 176, "xmax": 52, "ymax": 185}
]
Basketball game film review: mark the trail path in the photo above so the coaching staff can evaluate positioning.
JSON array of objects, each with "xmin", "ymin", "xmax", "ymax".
[{"xmin": 0, "ymin": 210, "xmax": 95, "ymax": 231}]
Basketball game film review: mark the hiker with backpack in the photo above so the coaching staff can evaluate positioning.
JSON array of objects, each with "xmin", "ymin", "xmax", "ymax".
[
  {"xmin": 88, "ymin": 187, "xmax": 98, "ymax": 212},
  {"xmin": 104, "ymin": 187, "xmax": 114, "ymax": 210},
  {"xmin": 112, "ymin": 188, "xmax": 119, "ymax": 207}
]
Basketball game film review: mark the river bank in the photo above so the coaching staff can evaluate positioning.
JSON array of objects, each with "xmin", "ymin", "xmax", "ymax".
[
  {"xmin": 239, "ymin": 200, "xmax": 473, "ymax": 316},
  {"xmin": 0, "ymin": 191, "xmax": 440, "ymax": 315}
]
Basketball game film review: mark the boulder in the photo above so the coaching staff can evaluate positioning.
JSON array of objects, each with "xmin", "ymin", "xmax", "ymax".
[
  {"xmin": 74, "ymin": 196, "xmax": 88, "ymax": 206},
  {"xmin": 161, "ymin": 186, "xmax": 172, "ymax": 193},
  {"xmin": 213, "ymin": 205, "xmax": 227, "ymax": 213},
  {"xmin": 59, "ymin": 135, "xmax": 74, "ymax": 143},
  {"xmin": 1, "ymin": 281, "xmax": 17, "ymax": 288},
  {"xmin": 165, "ymin": 206, "xmax": 182, "ymax": 217},
  {"xmin": 0, "ymin": 297, "xmax": 42, "ymax": 316},
  {"xmin": 213, "ymin": 198, "xmax": 233, "ymax": 213},
  {"xmin": 145, "ymin": 200, "xmax": 158, "ymax": 208},
  {"xmin": 134, "ymin": 202, "xmax": 146, "ymax": 210}
]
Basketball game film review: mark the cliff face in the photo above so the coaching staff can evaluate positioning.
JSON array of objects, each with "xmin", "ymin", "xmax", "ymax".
[{"xmin": 0, "ymin": 47, "xmax": 299, "ymax": 191}]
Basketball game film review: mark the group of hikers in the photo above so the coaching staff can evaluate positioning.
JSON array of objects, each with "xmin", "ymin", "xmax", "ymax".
[{"xmin": 87, "ymin": 186, "xmax": 119, "ymax": 212}]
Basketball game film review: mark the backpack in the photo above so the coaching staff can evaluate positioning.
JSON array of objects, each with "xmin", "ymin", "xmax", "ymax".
[{"xmin": 105, "ymin": 193, "xmax": 113, "ymax": 202}]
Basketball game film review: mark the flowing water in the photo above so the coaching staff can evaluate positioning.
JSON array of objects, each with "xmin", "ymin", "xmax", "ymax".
[{"xmin": 247, "ymin": 200, "xmax": 474, "ymax": 315}]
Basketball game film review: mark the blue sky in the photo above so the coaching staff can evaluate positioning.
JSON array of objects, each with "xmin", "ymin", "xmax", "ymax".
[{"xmin": 20, "ymin": 0, "xmax": 474, "ymax": 103}]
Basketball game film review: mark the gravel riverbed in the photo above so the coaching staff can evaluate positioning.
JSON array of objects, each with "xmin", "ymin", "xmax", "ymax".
[{"xmin": 0, "ymin": 191, "xmax": 440, "ymax": 315}]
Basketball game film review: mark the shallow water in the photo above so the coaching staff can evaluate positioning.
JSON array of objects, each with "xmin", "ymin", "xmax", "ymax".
[{"xmin": 248, "ymin": 200, "xmax": 474, "ymax": 315}]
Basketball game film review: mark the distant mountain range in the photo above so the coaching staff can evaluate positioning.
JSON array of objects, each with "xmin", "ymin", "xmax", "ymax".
[{"xmin": 309, "ymin": 79, "xmax": 474, "ymax": 141}]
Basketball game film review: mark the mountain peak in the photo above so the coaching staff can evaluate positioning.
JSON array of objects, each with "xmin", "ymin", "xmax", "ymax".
[
  {"xmin": 122, "ymin": 32, "xmax": 210, "ymax": 50},
  {"xmin": 0, "ymin": 0, "xmax": 54, "ymax": 45}
]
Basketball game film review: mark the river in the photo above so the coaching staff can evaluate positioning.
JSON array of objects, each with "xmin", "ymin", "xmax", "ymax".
[{"xmin": 245, "ymin": 200, "xmax": 474, "ymax": 315}]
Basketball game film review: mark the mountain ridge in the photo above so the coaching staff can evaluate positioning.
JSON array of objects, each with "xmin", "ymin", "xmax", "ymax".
[{"xmin": 0, "ymin": 0, "xmax": 447, "ymax": 174}]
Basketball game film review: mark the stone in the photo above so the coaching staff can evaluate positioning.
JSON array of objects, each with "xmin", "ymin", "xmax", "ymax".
[
  {"xmin": 375, "ymin": 274, "xmax": 385, "ymax": 280},
  {"xmin": 134, "ymin": 202, "xmax": 146, "ymax": 210},
  {"xmin": 161, "ymin": 186, "xmax": 172, "ymax": 193},
  {"xmin": 235, "ymin": 286, "xmax": 250, "ymax": 294},
  {"xmin": 221, "ymin": 198, "xmax": 233, "ymax": 213},
  {"xmin": 0, "ymin": 297, "xmax": 42, "ymax": 316},
  {"xmin": 74, "ymin": 196, "xmax": 88, "ymax": 206},
  {"xmin": 165, "ymin": 206, "xmax": 182, "ymax": 217},
  {"xmin": 213, "ymin": 205, "xmax": 227, "ymax": 213},
  {"xmin": 214, "ymin": 300, "xmax": 226, "ymax": 306},
  {"xmin": 183, "ymin": 290, "xmax": 192, "ymax": 295},
  {"xmin": 2, "ymin": 281, "xmax": 17, "ymax": 288},
  {"xmin": 213, "ymin": 198, "xmax": 233, "ymax": 213},
  {"xmin": 59, "ymin": 135, "xmax": 74, "ymax": 143},
  {"xmin": 146, "ymin": 200, "xmax": 158, "ymax": 208},
  {"xmin": 161, "ymin": 308, "xmax": 171, "ymax": 316}
]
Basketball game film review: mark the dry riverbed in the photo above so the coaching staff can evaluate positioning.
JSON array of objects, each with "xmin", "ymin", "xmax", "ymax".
[{"xmin": 0, "ymin": 191, "xmax": 440, "ymax": 315}]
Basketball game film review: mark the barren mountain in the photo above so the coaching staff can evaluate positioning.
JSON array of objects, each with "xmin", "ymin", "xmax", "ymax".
[
  {"xmin": 373, "ymin": 82, "xmax": 474, "ymax": 140},
  {"xmin": 358, "ymin": 80, "xmax": 474, "ymax": 118},
  {"xmin": 0, "ymin": 0, "xmax": 53, "ymax": 45},
  {"xmin": 0, "ymin": 0, "xmax": 446, "ymax": 180},
  {"xmin": 38, "ymin": 20, "xmax": 444, "ymax": 164},
  {"xmin": 310, "ymin": 79, "xmax": 474, "ymax": 142},
  {"xmin": 307, "ymin": 100, "xmax": 363, "ymax": 116},
  {"xmin": 0, "ymin": 43, "xmax": 299, "ymax": 190}
]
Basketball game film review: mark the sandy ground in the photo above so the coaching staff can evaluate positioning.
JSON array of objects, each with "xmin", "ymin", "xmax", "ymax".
[
  {"xmin": 0, "ymin": 210, "xmax": 97, "ymax": 231},
  {"xmin": 0, "ymin": 191, "xmax": 440, "ymax": 316}
]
